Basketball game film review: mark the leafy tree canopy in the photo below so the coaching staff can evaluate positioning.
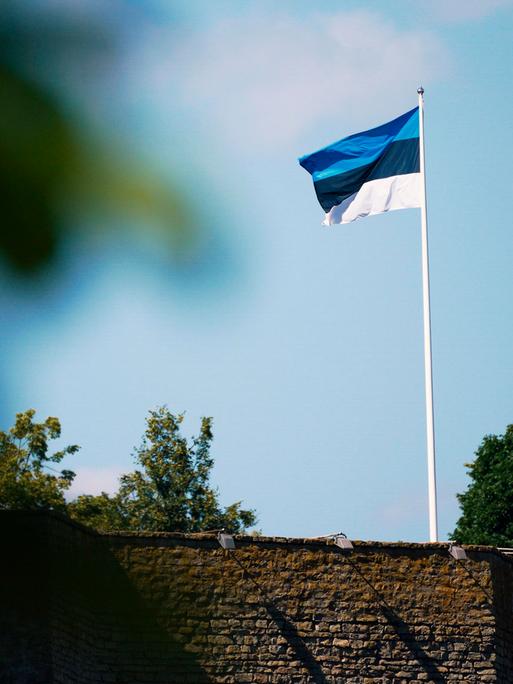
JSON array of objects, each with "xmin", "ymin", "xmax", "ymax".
[
  {"xmin": 451, "ymin": 424, "xmax": 513, "ymax": 546},
  {"xmin": 1, "ymin": 407, "xmax": 256, "ymax": 534},
  {"xmin": 68, "ymin": 407, "xmax": 256, "ymax": 534},
  {"xmin": 0, "ymin": 409, "xmax": 79, "ymax": 511}
]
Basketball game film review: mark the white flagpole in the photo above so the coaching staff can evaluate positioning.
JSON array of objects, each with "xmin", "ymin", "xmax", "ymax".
[{"xmin": 417, "ymin": 86, "xmax": 438, "ymax": 542}]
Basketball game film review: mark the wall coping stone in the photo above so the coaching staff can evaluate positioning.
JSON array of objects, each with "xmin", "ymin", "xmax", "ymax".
[{"xmin": 2, "ymin": 509, "xmax": 512, "ymax": 562}]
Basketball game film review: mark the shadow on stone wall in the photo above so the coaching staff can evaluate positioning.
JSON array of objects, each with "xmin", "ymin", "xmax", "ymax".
[
  {"xmin": 263, "ymin": 602, "xmax": 328, "ymax": 684},
  {"xmin": 339, "ymin": 552, "xmax": 445, "ymax": 682},
  {"xmin": 229, "ymin": 547, "xmax": 448, "ymax": 682},
  {"xmin": 1, "ymin": 513, "xmax": 54, "ymax": 683},
  {"xmin": 230, "ymin": 553, "xmax": 329, "ymax": 683},
  {"xmin": 490, "ymin": 553, "xmax": 513, "ymax": 681},
  {"xmin": 0, "ymin": 512, "xmax": 209, "ymax": 684},
  {"xmin": 56, "ymin": 535, "xmax": 209, "ymax": 683},
  {"xmin": 340, "ymin": 553, "xmax": 445, "ymax": 682},
  {"xmin": 2, "ymin": 512, "xmax": 512, "ymax": 683}
]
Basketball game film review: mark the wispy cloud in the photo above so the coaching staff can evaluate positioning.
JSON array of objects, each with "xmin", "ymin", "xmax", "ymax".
[{"xmin": 137, "ymin": 10, "xmax": 448, "ymax": 151}]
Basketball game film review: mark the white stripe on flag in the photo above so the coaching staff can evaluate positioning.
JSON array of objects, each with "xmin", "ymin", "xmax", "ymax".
[{"xmin": 323, "ymin": 172, "xmax": 421, "ymax": 226}]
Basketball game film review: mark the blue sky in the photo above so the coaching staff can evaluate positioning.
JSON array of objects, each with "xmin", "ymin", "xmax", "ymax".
[{"xmin": 2, "ymin": 0, "xmax": 513, "ymax": 541}]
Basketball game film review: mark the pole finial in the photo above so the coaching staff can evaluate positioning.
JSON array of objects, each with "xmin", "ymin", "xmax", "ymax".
[{"xmin": 417, "ymin": 86, "xmax": 424, "ymax": 95}]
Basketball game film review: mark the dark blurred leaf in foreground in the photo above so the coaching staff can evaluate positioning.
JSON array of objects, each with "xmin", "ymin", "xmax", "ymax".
[
  {"xmin": 0, "ymin": 4, "xmax": 195, "ymax": 275},
  {"xmin": 0, "ymin": 61, "xmax": 78, "ymax": 271}
]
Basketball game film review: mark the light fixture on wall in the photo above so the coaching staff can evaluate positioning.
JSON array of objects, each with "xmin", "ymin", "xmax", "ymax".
[
  {"xmin": 449, "ymin": 543, "xmax": 467, "ymax": 560},
  {"xmin": 334, "ymin": 533, "xmax": 354, "ymax": 551},
  {"xmin": 306, "ymin": 531, "xmax": 354, "ymax": 551},
  {"xmin": 217, "ymin": 532, "xmax": 236, "ymax": 550}
]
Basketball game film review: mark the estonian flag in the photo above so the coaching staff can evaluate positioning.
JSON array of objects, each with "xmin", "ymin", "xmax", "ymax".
[{"xmin": 299, "ymin": 107, "xmax": 420, "ymax": 225}]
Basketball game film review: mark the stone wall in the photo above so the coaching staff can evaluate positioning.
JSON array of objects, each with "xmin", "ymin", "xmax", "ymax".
[{"xmin": 1, "ymin": 511, "xmax": 513, "ymax": 683}]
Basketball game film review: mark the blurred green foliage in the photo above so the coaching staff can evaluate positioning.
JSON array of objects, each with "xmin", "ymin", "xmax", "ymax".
[
  {"xmin": 0, "ymin": 3, "xmax": 194, "ymax": 275},
  {"xmin": 452, "ymin": 425, "xmax": 513, "ymax": 546}
]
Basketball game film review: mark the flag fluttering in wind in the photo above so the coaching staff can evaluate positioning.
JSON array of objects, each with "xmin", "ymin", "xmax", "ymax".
[
  {"xmin": 299, "ymin": 91, "xmax": 440, "ymax": 543},
  {"xmin": 299, "ymin": 107, "xmax": 420, "ymax": 226}
]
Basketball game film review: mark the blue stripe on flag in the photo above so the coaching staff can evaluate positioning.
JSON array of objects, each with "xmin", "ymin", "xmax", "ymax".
[
  {"xmin": 313, "ymin": 137, "xmax": 419, "ymax": 213},
  {"xmin": 298, "ymin": 107, "xmax": 419, "ymax": 183}
]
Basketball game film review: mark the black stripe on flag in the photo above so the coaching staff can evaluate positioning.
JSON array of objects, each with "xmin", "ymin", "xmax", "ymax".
[{"xmin": 313, "ymin": 137, "xmax": 420, "ymax": 213}]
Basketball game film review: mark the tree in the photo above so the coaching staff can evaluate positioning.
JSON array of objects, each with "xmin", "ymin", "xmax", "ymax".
[
  {"xmin": 451, "ymin": 424, "xmax": 513, "ymax": 546},
  {"xmin": 69, "ymin": 407, "xmax": 256, "ymax": 534},
  {"xmin": 0, "ymin": 409, "xmax": 79, "ymax": 511}
]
